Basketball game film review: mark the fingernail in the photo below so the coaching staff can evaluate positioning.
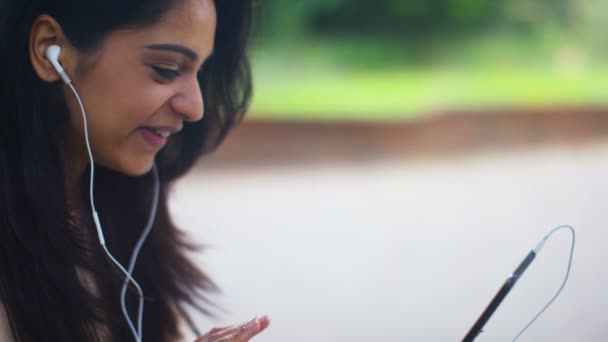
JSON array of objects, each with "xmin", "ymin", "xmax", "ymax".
[{"xmin": 242, "ymin": 317, "xmax": 258, "ymax": 330}]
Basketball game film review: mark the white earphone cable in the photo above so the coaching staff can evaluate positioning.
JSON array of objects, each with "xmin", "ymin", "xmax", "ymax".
[
  {"xmin": 67, "ymin": 82, "xmax": 145, "ymax": 342},
  {"xmin": 512, "ymin": 225, "xmax": 576, "ymax": 341},
  {"xmin": 121, "ymin": 163, "xmax": 159, "ymax": 338}
]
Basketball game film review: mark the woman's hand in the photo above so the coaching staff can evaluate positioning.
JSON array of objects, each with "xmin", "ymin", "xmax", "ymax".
[{"xmin": 195, "ymin": 316, "xmax": 270, "ymax": 342}]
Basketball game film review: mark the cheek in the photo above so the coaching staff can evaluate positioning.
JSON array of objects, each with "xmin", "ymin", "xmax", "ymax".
[
  {"xmin": 85, "ymin": 76, "xmax": 171, "ymax": 136},
  {"xmin": 71, "ymin": 55, "xmax": 174, "ymax": 148}
]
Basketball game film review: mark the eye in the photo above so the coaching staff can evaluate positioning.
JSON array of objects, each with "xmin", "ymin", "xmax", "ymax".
[{"xmin": 151, "ymin": 66, "xmax": 181, "ymax": 81}]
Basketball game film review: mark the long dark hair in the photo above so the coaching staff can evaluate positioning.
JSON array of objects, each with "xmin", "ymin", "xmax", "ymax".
[{"xmin": 0, "ymin": 0, "xmax": 252, "ymax": 341}]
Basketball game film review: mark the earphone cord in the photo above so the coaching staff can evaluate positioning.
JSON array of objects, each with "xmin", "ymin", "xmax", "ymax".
[
  {"xmin": 121, "ymin": 162, "xmax": 160, "ymax": 339},
  {"xmin": 68, "ymin": 82, "xmax": 147, "ymax": 342},
  {"xmin": 512, "ymin": 225, "xmax": 576, "ymax": 341}
]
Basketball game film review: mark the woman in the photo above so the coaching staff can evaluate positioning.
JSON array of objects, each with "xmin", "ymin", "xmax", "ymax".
[{"xmin": 0, "ymin": 0, "xmax": 269, "ymax": 341}]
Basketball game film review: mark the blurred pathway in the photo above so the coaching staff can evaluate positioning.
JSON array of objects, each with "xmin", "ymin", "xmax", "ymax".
[{"xmin": 171, "ymin": 141, "xmax": 608, "ymax": 342}]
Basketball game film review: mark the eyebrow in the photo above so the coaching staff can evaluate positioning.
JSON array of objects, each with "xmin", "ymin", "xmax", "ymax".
[{"xmin": 144, "ymin": 43, "xmax": 198, "ymax": 61}]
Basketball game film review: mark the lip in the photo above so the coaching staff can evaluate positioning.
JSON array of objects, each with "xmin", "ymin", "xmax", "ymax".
[
  {"xmin": 146, "ymin": 125, "xmax": 182, "ymax": 134},
  {"xmin": 139, "ymin": 125, "xmax": 182, "ymax": 148},
  {"xmin": 140, "ymin": 127, "xmax": 168, "ymax": 147}
]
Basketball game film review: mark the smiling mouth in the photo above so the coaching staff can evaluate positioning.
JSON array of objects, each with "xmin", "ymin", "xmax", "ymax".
[
  {"xmin": 139, "ymin": 125, "xmax": 182, "ymax": 148},
  {"xmin": 140, "ymin": 128, "xmax": 169, "ymax": 147},
  {"xmin": 150, "ymin": 129, "xmax": 170, "ymax": 138}
]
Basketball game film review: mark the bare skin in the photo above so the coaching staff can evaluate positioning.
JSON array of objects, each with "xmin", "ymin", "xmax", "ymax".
[
  {"xmin": 30, "ymin": 0, "xmax": 212, "ymax": 191},
  {"xmin": 195, "ymin": 316, "xmax": 271, "ymax": 342},
  {"xmin": 29, "ymin": 0, "xmax": 270, "ymax": 340}
]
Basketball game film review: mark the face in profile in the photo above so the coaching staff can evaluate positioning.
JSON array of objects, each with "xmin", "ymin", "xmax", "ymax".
[{"xmin": 60, "ymin": 0, "xmax": 216, "ymax": 176}]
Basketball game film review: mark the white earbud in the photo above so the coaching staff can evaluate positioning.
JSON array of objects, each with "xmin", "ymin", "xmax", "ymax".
[
  {"xmin": 44, "ymin": 44, "xmax": 147, "ymax": 342},
  {"xmin": 45, "ymin": 45, "xmax": 72, "ymax": 84}
]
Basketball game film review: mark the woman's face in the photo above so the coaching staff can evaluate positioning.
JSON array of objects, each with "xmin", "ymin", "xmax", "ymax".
[{"xmin": 63, "ymin": 0, "xmax": 216, "ymax": 176}]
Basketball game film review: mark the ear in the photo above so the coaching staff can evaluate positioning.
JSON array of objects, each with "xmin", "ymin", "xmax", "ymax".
[{"xmin": 29, "ymin": 14, "xmax": 74, "ymax": 83}]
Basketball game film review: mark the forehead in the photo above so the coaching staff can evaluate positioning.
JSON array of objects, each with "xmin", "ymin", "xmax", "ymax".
[
  {"xmin": 157, "ymin": 0, "xmax": 216, "ymax": 35},
  {"xmin": 109, "ymin": 0, "xmax": 216, "ymax": 56}
]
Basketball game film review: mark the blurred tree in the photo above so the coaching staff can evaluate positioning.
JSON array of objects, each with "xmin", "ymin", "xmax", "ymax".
[
  {"xmin": 255, "ymin": 0, "xmax": 592, "ymax": 38},
  {"xmin": 258, "ymin": 0, "xmax": 500, "ymax": 38},
  {"xmin": 501, "ymin": 0, "xmax": 575, "ymax": 31},
  {"xmin": 256, "ymin": 0, "xmax": 343, "ymax": 40},
  {"xmin": 446, "ymin": 0, "xmax": 493, "ymax": 23},
  {"xmin": 579, "ymin": 0, "xmax": 608, "ymax": 59},
  {"xmin": 253, "ymin": 0, "xmax": 607, "ymax": 63}
]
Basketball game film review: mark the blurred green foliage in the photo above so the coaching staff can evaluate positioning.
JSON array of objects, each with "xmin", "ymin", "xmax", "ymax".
[
  {"xmin": 256, "ymin": 0, "xmax": 579, "ymax": 40},
  {"xmin": 249, "ymin": 0, "xmax": 608, "ymax": 119}
]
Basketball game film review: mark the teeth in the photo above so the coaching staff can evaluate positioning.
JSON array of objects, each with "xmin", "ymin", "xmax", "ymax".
[{"xmin": 152, "ymin": 129, "xmax": 170, "ymax": 138}]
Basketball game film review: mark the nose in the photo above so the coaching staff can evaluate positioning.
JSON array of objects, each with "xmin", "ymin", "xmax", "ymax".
[{"xmin": 169, "ymin": 76, "xmax": 204, "ymax": 122}]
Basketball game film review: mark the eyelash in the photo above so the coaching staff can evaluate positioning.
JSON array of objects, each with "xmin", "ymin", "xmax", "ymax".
[{"xmin": 151, "ymin": 66, "xmax": 181, "ymax": 81}]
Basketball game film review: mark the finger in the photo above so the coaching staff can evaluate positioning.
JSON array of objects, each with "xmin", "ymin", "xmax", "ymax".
[
  {"xmin": 196, "ymin": 316, "xmax": 271, "ymax": 342},
  {"xmin": 194, "ymin": 325, "xmax": 236, "ymax": 342},
  {"xmin": 258, "ymin": 315, "xmax": 271, "ymax": 332},
  {"xmin": 213, "ymin": 317, "xmax": 260, "ymax": 342},
  {"xmin": 229, "ymin": 315, "xmax": 270, "ymax": 342},
  {"xmin": 206, "ymin": 325, "xmax": 242, "ymax": 341}
]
